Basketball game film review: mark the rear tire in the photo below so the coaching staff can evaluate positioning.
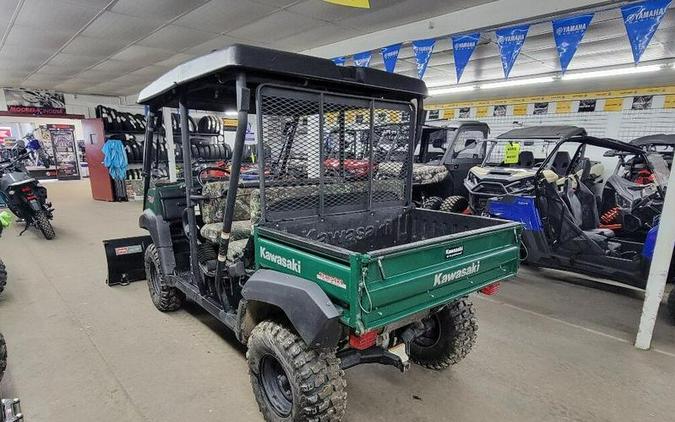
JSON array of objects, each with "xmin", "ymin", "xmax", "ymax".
[
  {"xmin": 410, "ymin": 298, "xmax": 478, "ymax": 370},
  {"xmin": 145, "ymin": 244, "xmax": 184, "ymax": 312},
  {"xmin": 247, "ymin": 320, "xmax": 347, "ymax": 422},
  {"xmin": 422, "ymin": 196, "xmax": 443, "ymax": 210},
  {"xmin": 34, "ymin": 210, "xmax": 55, "ymax": 239},
  {"xmin": 0, "ymin": 332, "xmax": 6, "ymax": 382},
  {"xmin": 667, "ymin": 288, "xmax": 675, "ymax": 323},
  {"xmin": 0, "ymin": 258, "xmax": 6, "ymax": 296},
  {"xmin": 439, "ymin": 195, "xmax": 468, "ymax": 213}
]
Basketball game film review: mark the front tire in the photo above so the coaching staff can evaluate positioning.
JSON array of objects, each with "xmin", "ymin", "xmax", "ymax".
[
  {"xmin": 439, "ymin": 195, "xmax": 468, "ymax": 213},
  {"xmin": 247, "ymin": 321, "xmax": 347, "ymax": 422},
  {"xmin": 34, "ymin": 210, "xmax": 55, "ymax": 239},
  {"xmin": 410, "ymin": 298, "xmax": 478, "ymax": 370},
  {"xmin": 145, "ymin": 244, "xmax": 184, "ymax": 312},
  {"xmin": 0, "ymin": 258, "xmax": 6, "ymax": 296}
]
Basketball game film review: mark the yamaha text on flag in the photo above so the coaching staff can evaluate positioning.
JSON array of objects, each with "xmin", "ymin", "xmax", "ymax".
[
  {"xmin": 495, "ymin": 25, "xmax": 530, "ymax": 79},
  {"xmin": 452, "ymin": 33, "xmax": 480, "ymax": 83},
  {"xmin": 412, "ymin": 39, "xmax": 436, "ymax": 79},
  {"xmin": 380, "ymin": 43, "xmax": 401, "ymax": 73},
  {"xmin": 621, "ymin": 0, "xmax": 672, "ymax": 63},
  {"xmin": 552, "ymin": 13, "xmax": 594, "ymax": 74},
  {"xmin": 353, "ymin": 51, "xmax": 372, "ymax": 67}
]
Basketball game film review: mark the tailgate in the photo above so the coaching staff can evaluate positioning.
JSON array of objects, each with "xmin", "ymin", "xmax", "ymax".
[{"xmin": 360, "ymin": 224, "xmax": 520, "ymax": 329}]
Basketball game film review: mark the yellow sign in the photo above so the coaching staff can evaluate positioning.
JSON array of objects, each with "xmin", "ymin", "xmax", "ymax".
[
  {"xmin": 556, "ymin": 101, "xmax": 572, "ymax": 113},
  {"xmin": 665, "ymin": 95, "xmax": 675, "ymax": 109},
  {"xmin": 476, "ymin": 106, "xmax": 489, "ymax": 118},
  {"xmin": 604, "ymin": 98, "xmax": 624, "ymax": 112},
  {"xmin": 222, "ymin": 118, "xmax": 238, "ymax": 127},
  {"xmin": 426, "ymin": 85, "xmax": 675, "ymax": 110},
  {"xmin": 513, "ymin": 104, "xmax": 527, "ymax": 116},
  {"xmin": 323, "ymin": 0, "xmax": 370, "ymax": 8},
  {"xmin": 504, "ymin": 142, "xmax": 521, "ymax": 164}
]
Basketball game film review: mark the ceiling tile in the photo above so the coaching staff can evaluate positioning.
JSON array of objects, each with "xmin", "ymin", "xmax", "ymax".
[
  {"xmin": 111, "ymin": 0, "xmax": 209, "ymax": 20},
  {"xmin": 81, "ymin": 11, "xmax": 165, "ymax": 43},
  {"xmin": 228, "ymin": 10, "xmax": 324, "ymax": 42},
  {"xmin": 154, "ymin": 53, "xmax": 197, "ymax": 68},
  {"xmin": 89, "ymin": 59, "xmax": 145, "ymax": 74},
  {"xmin": 109, "ymin": 45, "xmax": 175, "ymax": 65},
  {"xmin": 15, "ymin": 0, "xmax": 101, "ymax": 28},
  {"xmin": 47, "ymin": 53, "xmax": 103, "ymax": 68},
  {"xmin": 251, "ymin": 0, "xmax": 300, "ymax": 7},
  {"xmin": 175, "ymin": 0, "xmax": 276, "ymax": 33},
  {"xmin": 273, "ymin": 23, "xmax": 350, "ymax": 51},
  {"xmin": 62, "ymin": 35, "xmax": 129, "ymax": 57},
  {"xmin": 137, "ymin": 25, "xmax": 218, "ymax": 51},
  {"xmin": 4, "ymin": 25, "xmax": 75, "ymax": 50}
]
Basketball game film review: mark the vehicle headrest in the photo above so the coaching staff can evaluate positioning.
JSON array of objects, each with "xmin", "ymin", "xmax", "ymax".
[
  {"xmin": 551, "ymin": 151, "xmax": 571, "ymax": 176},
  {"xmin": 518, "ymin": 151, "xmax": 534, "ymax": 167}
]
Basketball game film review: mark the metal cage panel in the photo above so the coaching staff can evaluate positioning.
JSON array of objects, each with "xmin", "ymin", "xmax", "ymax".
[{"xmin": 256, "ymin": 85, "xmax": 414, "ymax": 222}]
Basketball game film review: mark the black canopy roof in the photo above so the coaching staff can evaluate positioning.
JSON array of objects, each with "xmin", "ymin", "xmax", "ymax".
[
  {"xmin": 630, "ymin": 134, "xmax": 675, "ymax": 147},
  {"xmin": 568, "ymin": 135, "xmax": 644, "ymax": 154},
  {"xmin": 497, "ymin": 125, "xmax": 586, "ymax": 140},
  {"xmin": 137, "ymin": 44, "xmax": 427, "ymax": 111}
]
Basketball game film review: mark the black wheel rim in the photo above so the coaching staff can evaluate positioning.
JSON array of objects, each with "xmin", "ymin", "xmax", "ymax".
[
  {"xmin": 260, "ymin": 355, "xmax": 293, "ymax": 417},
  {"xmin": 414, "ymin": 314, "xmax": 441, "ymax": 348},
  {"xmin": 148, "ymin": 262, "xmax": 161, "ymax": 295}
]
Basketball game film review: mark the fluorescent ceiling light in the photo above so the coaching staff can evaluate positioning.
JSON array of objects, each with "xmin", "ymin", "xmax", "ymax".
[
  {"xmin": 224, "ymin": 110, "xmax": 238, "ymax": 117},
  {"xmin": 481, "ymin": 76, "xmax": 554, "ymax": 90},
  {"xmin": 562, "ymin": 65, "xmax": 661, "ymax": 80},
  {"xmin": 428, "ymin": 85, "xmax": 476, "ymax": 96}
]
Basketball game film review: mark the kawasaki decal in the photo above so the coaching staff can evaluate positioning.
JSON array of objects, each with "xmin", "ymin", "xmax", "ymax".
[
  {"xmin": 259, "ymin": 247, "xmax": 302, "ymax": 274},
  {"xmin": 433, "ymin": 261, "xmax": 480, "ymax": 287}
]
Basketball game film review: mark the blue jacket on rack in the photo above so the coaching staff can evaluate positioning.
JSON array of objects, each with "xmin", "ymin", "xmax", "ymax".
[{"xmin": 102, "ymin": 139, "xmax": 128, "ymax": 181}]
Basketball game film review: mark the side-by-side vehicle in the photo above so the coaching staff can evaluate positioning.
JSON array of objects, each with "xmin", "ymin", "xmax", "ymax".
[{"xmin": 104, "ymin": 45, "xmax": 521, "ymax": 422}]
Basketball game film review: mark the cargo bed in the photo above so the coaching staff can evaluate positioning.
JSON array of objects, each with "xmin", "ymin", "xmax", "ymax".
[{"xmin": 254, "ymin": 208, "xmax": 521, "ymax": 332}]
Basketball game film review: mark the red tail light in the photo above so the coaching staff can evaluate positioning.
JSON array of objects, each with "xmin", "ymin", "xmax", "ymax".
[
  {"xmin": 480, "ymin": 282, "xmax": 501, "ymax": 296},
  {"xmin": 349, "ymin": 331, "xmax": 377, "ymax": 350}
]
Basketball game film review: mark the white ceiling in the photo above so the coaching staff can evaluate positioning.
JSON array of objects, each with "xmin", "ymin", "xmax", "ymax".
[
  {"xmin": 0, "ymin": 0, "xmax": 496, "ymax": 96},
  {"xmin": 0, "ymin": 0, "xmax": 672, "ymax": 98}
]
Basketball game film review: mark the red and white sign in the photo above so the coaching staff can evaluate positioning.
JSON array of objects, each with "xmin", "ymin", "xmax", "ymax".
[{"xmin": 0, "ymin": 127, "xmax": 12, "ymax": 143}]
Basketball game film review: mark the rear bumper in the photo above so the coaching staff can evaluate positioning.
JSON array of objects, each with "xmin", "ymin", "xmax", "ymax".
[{"xmin": 2, "ymin": 398, "xmax": 23, "ymax": 421}]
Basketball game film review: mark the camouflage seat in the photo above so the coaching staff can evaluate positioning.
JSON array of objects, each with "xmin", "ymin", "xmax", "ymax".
[{"xmin": 199, "ymin": 181, "xmax": 258, "ymax": 244}]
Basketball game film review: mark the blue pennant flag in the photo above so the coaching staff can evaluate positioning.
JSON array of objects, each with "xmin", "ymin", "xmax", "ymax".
[
  {"xmin": 380, "ymin": 43, "xmax": 401, "ymax": 73},
  {"xmin": 495, "ymin": 24, "xmax": 530, "ymax": 79},
  {"xmin": 451, "ymin": 33, "xmax": 480, "ymax": 83},
  {"xmin": 332, "ymin": 56, "xmax": 346, "ymax": 66},
  {"xmin": 353, "ymin": 51, "xmax": 372, "ymax": 67},
  {"xmin": 412, "ymin": 39, "xmax": 436, "ymax": 79},
  {"xmin": 552, "ymin": 13, "xmax": 593, "ymax": 74},
  {"xmin": 621, "ymin": 0, "xmax": 672, "ymax": 63}
]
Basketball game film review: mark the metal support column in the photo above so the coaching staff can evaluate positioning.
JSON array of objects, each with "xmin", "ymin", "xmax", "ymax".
[{"xmin": 635, "ymin": 165, "xmax": 675, "ymax": 349}]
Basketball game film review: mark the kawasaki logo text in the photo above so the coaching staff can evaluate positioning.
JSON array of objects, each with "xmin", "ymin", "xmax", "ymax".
[
  {"xmin": 259, "ymin": 247, "xmax": 301, "ymax": 274},
  {"xmin": 433, "ymin": 261, "xmax": 480, "ymax": 287}
]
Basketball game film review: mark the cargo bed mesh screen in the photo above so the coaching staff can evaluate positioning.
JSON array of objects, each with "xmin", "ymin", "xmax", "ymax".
[{"xmin": 257, "ymin": 85, "xmax": 414, "ymax": 222}]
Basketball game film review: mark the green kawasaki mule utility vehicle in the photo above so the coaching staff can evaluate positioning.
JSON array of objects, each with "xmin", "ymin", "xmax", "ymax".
[{"xmin": 111, "ymin": 45, "xmax": 522, "ymax": 421}]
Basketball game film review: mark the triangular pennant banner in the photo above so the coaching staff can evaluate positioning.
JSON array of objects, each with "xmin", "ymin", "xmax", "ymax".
[
  {"xmin": 412, "ymin": 39, "xmax": 436, "ymax": 79},
  {"xmin": 495, "ymin": 24, "xmax": 530, "ymax": 79},
  {"xmin": 380, "ymin": 43, "xmax": 401, "ymax": 73},
  {"xmin": 353, "ymin": 51, "xmax": 372, "ymax": 67},
  {"xmin": 332, "ymin": 56, "xmax": 346, "ymax": 66},
  {"xmin": 621, "ymin": 0, "xmax": 672, "ymax": 63},
  {"xmin": 451, "ymin": 33, "xmax": 480, "ymax": 83},
  {"xmin": 552, "ymin": 13, "xmax": 593, "ymax": 74}
]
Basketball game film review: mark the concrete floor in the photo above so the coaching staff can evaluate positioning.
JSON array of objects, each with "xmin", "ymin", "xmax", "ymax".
[{"xmin": 0, "ymin": 180, "xmax": 673, "ymax": 421}]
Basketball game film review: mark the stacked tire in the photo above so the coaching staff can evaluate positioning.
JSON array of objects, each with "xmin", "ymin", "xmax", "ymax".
[
  {"xmin": 197, "ymin": 115, "xmax": 223, "ymax": 134},
  {"xmin": 422, "ymin": 195, "xmax": 468, "ymax": 213},
  {"xmin": 96, "ymin": 105, "xmax": 145, "ymax": 133}
]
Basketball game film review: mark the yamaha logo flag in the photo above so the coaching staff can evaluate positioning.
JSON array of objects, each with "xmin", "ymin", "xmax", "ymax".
[
  {"xmin": 353, "ymin": 51, "xmax": 372, "ymax": 67},
  {"xmin": 451, "ymin": 33, "xmax": 480, "ymax": 83},
  {"xmin": 412, "ymin": 38, "xmax": 436, "ymax": 79},
  {"xmin": 621, "ymin": 0, "xmax": 672, "ymax": 63},
  {"xmin": 552, "ymin": 13, "xmax": 593, "ymax": 74},
  {"xmin": 496, "ymin": 24, "xmax": 530, "ymax": 79},
  {"xmin": 380, "ymin": 43, "xmax": 401, "ymax": 73},
  {"xmin": 332, "ymin": 56, "xmax": 346, "ymax": 66}
]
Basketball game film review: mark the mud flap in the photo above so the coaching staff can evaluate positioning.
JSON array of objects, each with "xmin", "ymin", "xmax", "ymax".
[{"xmin": 103, "ymin": 235, "xmax": 152, "ymax": 286}]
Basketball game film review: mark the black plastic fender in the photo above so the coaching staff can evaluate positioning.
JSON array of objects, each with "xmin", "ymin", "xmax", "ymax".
[
  {"xmin": 242, "ymin": 269, "xmax": 342, "ymax": 348},
  {"xmin": 139, "ymin": 209, "xmax": 176, "ymax": 275}
]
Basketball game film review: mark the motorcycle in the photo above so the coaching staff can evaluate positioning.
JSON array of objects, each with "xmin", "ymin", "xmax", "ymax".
[
  {"xmin": 0, "ymin": 211, "xmax": 9, "ymax": 295},
  {"xmin": 0, "ymin": 139, "xmax": 55, "ymax": 239}
]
